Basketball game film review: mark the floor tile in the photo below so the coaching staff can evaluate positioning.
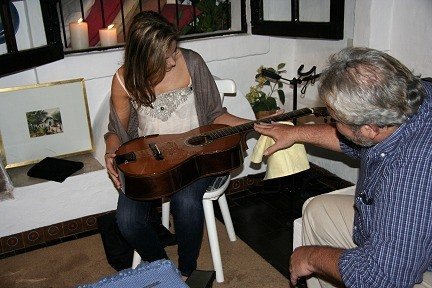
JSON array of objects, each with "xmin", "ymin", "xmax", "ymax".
[{"xmin": 216, "ymin": 164, "xmax": 354, "ymax": 282}]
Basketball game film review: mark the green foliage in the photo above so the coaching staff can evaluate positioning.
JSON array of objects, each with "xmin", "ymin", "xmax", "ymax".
[
  {"xmin": 246, "ymin": 63, "xmax": 287, "ymax": 113},
  {"xmin": 26, "ymin": 110, "xmax": 48, "ymax": 125},
  {"xmin": 181, "ymin": 0, "xmax": 231, "ymax": 35}
]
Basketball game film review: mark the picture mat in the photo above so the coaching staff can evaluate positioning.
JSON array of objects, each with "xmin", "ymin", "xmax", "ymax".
[{"xmin": 0, "ymin": 79, "xmax": 93, "ymax": 168}]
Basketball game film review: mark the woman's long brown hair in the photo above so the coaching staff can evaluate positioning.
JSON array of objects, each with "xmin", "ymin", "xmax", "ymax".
[{"xmin": 123, "ymin": 11, "xmax": 179, "ymax": 107}]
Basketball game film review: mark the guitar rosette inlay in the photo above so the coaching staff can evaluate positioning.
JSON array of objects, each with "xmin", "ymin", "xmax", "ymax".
[{"xmin": 186, "ymin": 135, "xmax": 212, "ymax": 147}]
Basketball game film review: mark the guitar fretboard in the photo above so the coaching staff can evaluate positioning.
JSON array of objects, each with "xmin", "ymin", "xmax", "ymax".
[
  {"xmin": 203, "ymin": 107, "xmax": 321, "ymax": 140},
  {"xmin": 115, "ymin": 107, "xmax": 328, "ymax": 164}
]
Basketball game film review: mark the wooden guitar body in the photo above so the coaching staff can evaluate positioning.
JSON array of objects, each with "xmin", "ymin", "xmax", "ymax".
[
  {"xmin": 115, "ymin": 106, "xmax": 328, "ymax": 200},
  {"xmin": 115, "ymin": 124, "xmax": 243, "ymax": 200}
]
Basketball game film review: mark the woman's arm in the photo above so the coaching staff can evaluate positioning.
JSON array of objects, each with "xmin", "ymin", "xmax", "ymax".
[
  {"xmin": 212, "ymin": 112, "xmax": 250, "ymax": 126},
  {"xmin": 105, "ymin": 69, "xmax": 133, "ymax": 188}
]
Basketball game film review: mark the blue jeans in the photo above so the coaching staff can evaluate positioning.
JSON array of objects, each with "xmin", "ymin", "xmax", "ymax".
[{"xmin": 116, "ymin": 177, "xmax": 213, "ymax": 276}]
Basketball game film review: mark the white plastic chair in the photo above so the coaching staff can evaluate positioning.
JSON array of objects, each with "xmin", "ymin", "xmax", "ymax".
[{"xmin": 132, "ymin": 79, "xmax": 238, "ymax": 283}]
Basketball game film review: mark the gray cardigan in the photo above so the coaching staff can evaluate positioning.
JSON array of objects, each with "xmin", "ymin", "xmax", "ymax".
[{"xmin": 105, "ymin": 48, "xmax": 226, "ymax": 144}]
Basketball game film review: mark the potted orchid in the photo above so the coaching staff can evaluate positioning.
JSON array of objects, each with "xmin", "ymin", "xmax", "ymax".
[{"xmin": 246, "ymin": 63, "xmax": 286, "ymax": 119}]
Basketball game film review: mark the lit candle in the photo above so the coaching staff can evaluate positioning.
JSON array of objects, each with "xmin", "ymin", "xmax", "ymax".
[
  {"xmin": 69, "ymin": 18, "xmax": 89, "ymax": 50},
  {"xmin": 99, "ymin": 24, "xmax": 117, "ymax": 47}
]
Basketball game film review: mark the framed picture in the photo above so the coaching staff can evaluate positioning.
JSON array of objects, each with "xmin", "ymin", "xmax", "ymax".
[{"xmin": 0, "ymin": 78, "xmax": 93, "ymax": 168}]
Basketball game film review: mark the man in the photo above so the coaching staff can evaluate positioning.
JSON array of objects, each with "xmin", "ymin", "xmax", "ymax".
[{"xmin": 254, "ymin": 47, "xmax": 432, "ymax": 288}]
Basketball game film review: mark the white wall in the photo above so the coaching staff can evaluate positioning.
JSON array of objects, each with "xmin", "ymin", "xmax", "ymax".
[
  {"xmin": 2, "ymin": 0, "xmax": 432, "ymax": 235},
  {"xmin": 2, "ymin": 0, "xmax": 430, "ymax": 182},
  {"xmin": 353, "ymin": 0, "xmax": 432, "ymax": 78},
  {"xmin": 388, "ymin": 0, "xmax": 432, "ymax": 77}
]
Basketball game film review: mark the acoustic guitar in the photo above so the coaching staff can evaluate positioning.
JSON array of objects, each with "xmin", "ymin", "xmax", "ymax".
[{"xmin": 115, "ymin": 107, "xmax": 328, "ymax": 200}]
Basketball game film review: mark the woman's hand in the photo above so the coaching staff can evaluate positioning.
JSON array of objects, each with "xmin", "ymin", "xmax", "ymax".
[
  {"xmin": 254, "ymin": 121, "xmax": 298, "ymax": 156},
  {"xmin": 105, "ymin": 152, "xmax": 122, "ymax": 189}
]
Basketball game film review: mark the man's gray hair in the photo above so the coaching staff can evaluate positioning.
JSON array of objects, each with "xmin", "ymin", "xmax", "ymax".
[{"xmin": 318, "ymin": 47, "xmax": 425, "ymax": 127}]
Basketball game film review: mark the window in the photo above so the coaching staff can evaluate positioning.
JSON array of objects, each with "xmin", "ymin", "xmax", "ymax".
[
  {"xmin": 0, "ymin": 1, "xmax": 246, "ymax": 76},
  {"xmin": 0, "ymin": 0, "xmax": 64, "ymax": 77},
  {"xmin": 57, "ymin": 0, "xmax": 247, "ymax": 54},
  {"xmin": 250, "ymin": 0, "xmax": 344, "ymax": 40}
]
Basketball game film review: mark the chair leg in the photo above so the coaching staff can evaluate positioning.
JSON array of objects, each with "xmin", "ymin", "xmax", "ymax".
[
  {"xmin": 217, "ymin": 194, "xmax": 237, "ymax": 242},
  {"xmin": 203, "ymin": 198, "xmax": 224, "ymax": 283},
  {"xmin": 162, "ymin": 200, "xmax": 170, "ymax": 230},
  {"xmin": 132, "ymin": 250, "xmax": 141, "ymax": 269}
]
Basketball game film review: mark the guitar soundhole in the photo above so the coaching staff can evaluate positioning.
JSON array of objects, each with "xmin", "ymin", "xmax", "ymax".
[{"xmin": 186, "ymin": 135, "xmax": 212, "ymax": 146}]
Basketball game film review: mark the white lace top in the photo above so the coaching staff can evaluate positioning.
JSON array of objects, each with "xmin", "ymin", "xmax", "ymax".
[{"xmin": 115, "ymin": 71, "xmax": 199, "ymax": 137}]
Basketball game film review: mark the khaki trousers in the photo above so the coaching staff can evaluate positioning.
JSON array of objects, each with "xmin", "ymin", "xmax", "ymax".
[{"xmin": 301, "ymin": 188, "xmax": 432, "ymax": 288}]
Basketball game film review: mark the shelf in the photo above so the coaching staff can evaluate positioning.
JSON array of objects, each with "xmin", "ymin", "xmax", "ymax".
[{"xmin": 7, "ymin": 153, "xmax": 104, "ymax": 188}]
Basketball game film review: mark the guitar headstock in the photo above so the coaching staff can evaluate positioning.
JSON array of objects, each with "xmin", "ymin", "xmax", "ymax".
[{"xmin": 311, "ymin": 107, "xmax": 329, "ymax": 117}]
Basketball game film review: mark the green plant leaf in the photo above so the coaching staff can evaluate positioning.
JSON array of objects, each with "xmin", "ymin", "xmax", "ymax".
[
  {"xmin": 193, "ymin": 0, "xmax": 230, "ymax": 34},
  {"xmin": 197, "ymin": 0, "xmax": 215, "ymax": 11},
  {"xmin": 258, "ymin": 91, "xmax": 267, "ymax": 97},
  {"xmin": 278, "ymin": 90, "xmax": 285, "ymax": 105},
  {"xmin": 278, "ymin": 82, "xmax": 283, "ymax": 89},
  {"xmin": 252, "ymin": 97, "xmax": 278, "ymax": 112},
  {"xmin": 249, "ymin": 62, "xmax": 289, "ymax": 112},
  {"xmin": 181, "ymin": 25, "xmax": 193, "ymax": 35},
  {"xmin": 265, "ymin": 97, "xmax": 278, "ymax": 110}
]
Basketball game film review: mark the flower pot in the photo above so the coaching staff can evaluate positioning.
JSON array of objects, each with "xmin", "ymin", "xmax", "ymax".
[{"xmin": 254, "ymin": 110, "xmax": 276, "ymax": 120}]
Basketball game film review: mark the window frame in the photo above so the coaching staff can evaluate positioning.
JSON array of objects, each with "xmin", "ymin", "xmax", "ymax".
[
  {"xmin": 250, "ymin": 0, "xmax": 344, "ymax": 40},
  {"xmin": 0, "ymin": 0, "xmax": 64, "ymax": 78}
]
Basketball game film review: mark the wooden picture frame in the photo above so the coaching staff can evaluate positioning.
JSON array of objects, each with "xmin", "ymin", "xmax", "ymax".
[{"xmin": 0, "ymin": 78, "xmax": 93, "ymax": 168}]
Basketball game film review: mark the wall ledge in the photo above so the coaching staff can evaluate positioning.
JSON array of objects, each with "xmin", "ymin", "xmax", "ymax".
[{"xmin": 0, "ymin": 175, "xmax": 261, "ymax": 258}]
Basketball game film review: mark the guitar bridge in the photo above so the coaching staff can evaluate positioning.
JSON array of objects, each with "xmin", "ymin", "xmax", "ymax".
[
  {"xmin": 149, "ymin": 143, "xmax": 164, "ymax": 160},
  {"xmin": 115, "ymin": 152, "xmax": 136, "ymax": 165}
]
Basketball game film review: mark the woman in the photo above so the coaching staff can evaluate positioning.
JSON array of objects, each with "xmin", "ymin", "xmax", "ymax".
[{"xmin": 104, "ymin": 11, "xmax": 248, "ymax": 277}]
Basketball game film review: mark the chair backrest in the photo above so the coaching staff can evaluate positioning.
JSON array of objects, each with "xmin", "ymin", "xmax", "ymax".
[{"xmin": 214, "ymin": 79, "xmax": 236, "ymax": 103}]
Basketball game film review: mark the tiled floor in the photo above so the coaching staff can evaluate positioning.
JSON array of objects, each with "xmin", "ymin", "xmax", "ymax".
[
  {"xmin": 0, "ymin": 162, "xmax": 352, "ymax": 285},
  {"xmin": 215, "ymin": 163, "xmax": 354, "ymax": 280}
]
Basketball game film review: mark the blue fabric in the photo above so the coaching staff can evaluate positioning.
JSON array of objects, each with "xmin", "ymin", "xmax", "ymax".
[
  {"xmin": 77, "ymin": 259, "xmax": 188, "ymax": 288},
  {"xmin": 338, "ymin": 81, "xmax": 432, "ymax": 287},
  {"xmin": 116, "ymin": 177, "xmax": 213, "ymax": 276}
]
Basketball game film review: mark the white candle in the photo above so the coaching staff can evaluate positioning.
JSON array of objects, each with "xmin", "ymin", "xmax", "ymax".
[
  {"xmin": 69, "ymin": 18, "xmax": 89, "ymax": 50},
  {"xmin": 99, "ymin": 24, "xmax": 117, "ymax": 47}
]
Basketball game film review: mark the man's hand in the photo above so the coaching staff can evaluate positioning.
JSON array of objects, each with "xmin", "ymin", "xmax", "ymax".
[
  {"xmin": 289, "ymin": 245, "xmax": 344, "ymax": 287},
  {"xmin": 289, "ymin": 246, "xmax": 315, "ymax": 286},
  {"xmin": 253, "ymin": 122, "xmax": 299, "ymax": 156},
  {"xmin": 105, "ymin": 152, "xmax": 122, "ymax": 189}
]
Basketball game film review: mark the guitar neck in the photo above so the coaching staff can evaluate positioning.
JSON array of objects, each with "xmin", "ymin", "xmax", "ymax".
[{"xmin": 205, "ymin": 107, "xmax": 327, "ymax": 140}]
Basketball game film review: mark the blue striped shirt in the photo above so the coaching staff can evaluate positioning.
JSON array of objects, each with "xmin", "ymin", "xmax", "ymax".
[{"xmin": 338, "ymin": 81, "xmax": 432, "ymax": 288}]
